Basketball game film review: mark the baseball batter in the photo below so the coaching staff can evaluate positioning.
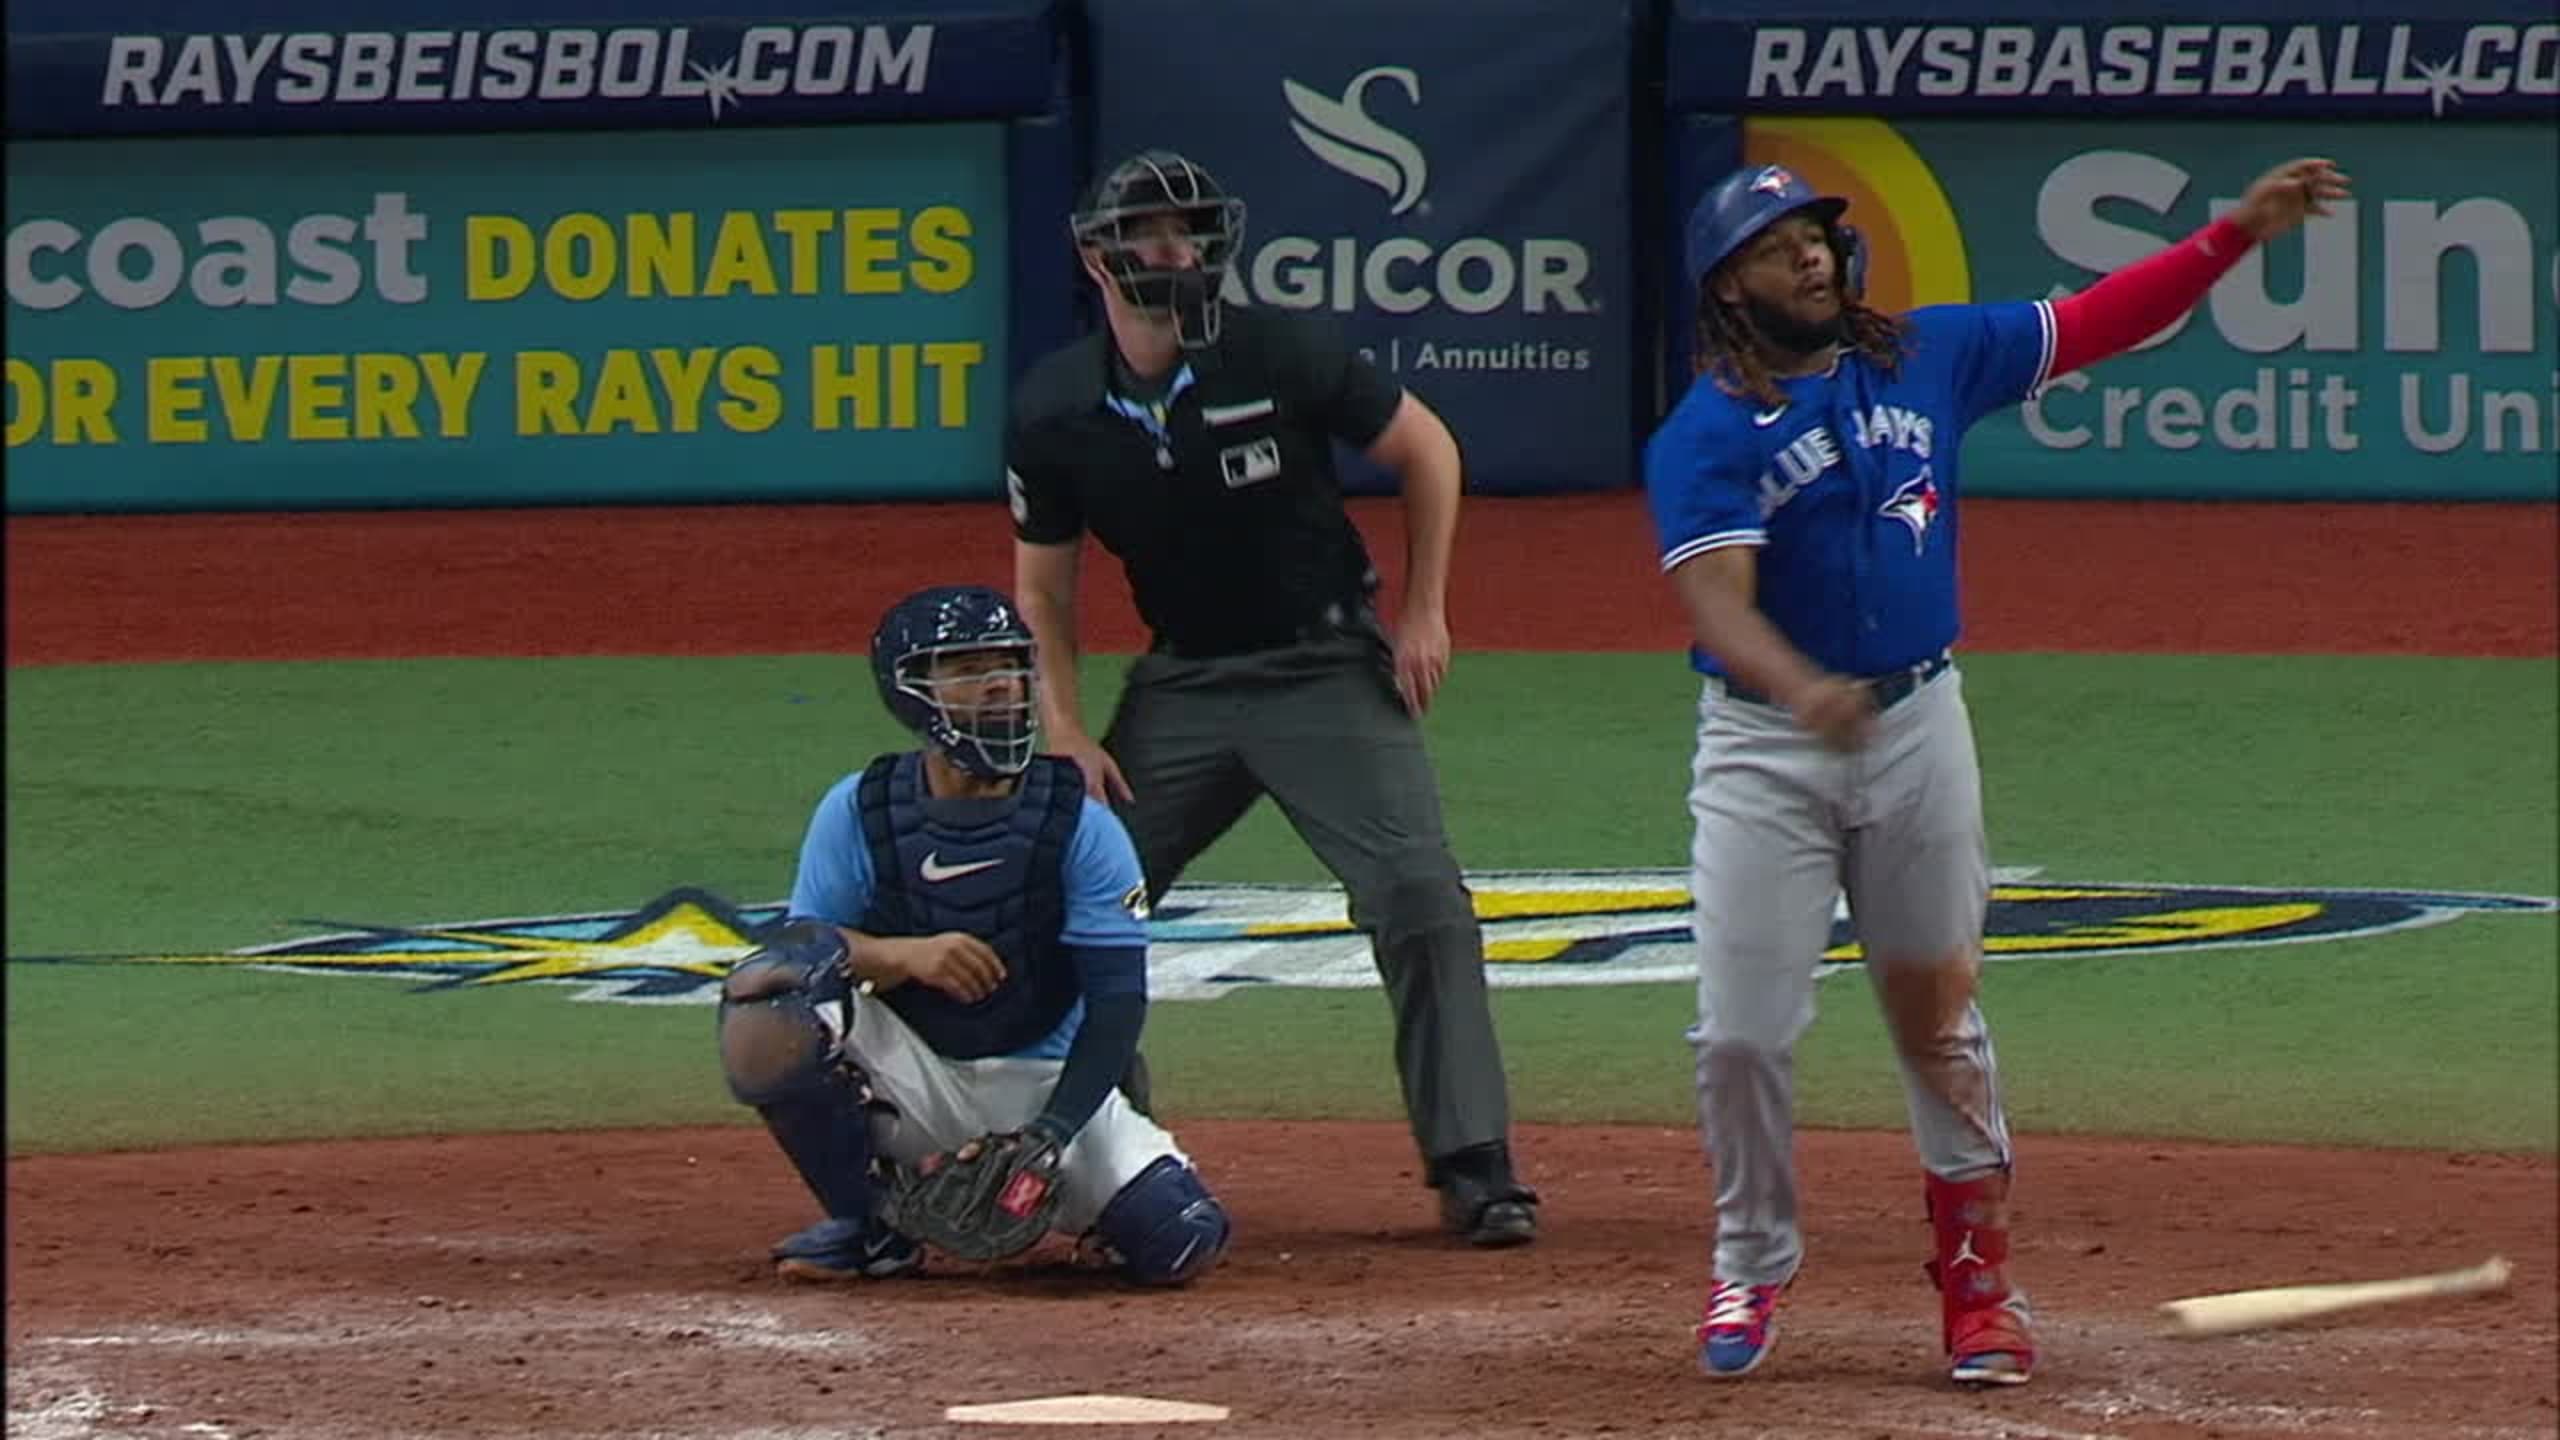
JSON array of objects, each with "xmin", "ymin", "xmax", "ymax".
[{"xmin": 1647, "ymin": 156, "xmax": 2351, "ymax": 1385}]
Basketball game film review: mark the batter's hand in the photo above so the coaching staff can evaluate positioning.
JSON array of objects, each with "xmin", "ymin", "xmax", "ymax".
[
  {"xmin": 2229, "ymin": 158, "xmax": 2352, "ymax": 243},
  {"xmin": 1392, "ymin": 606, "xmax": 1451, "ymax": 716},
  {"xmin": 870, "ymin": 932, "xmax": 1007, "ymax": 1003},
  {"xmin": 1789, "ymin": 675, "xmax": 1878, "ymax": 751},
  {"xmin": 1052, "ymin": 732, "xmax": 1134, "ymax": 806}
]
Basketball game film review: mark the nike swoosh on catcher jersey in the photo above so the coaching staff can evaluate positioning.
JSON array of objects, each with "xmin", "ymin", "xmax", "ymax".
[{"xmin": 920, "ymin": 852, "xmax": 1004, "ymax": 883}]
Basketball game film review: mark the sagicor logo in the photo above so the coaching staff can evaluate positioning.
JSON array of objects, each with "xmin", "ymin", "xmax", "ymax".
[{"xmin": 1282, "ymin": 66, "xmax": 1428, "ymax": 216}]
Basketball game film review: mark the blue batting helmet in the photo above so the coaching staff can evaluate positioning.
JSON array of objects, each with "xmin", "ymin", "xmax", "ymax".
[
  {"xmin": 1684, "ymin": 163, "xmax": 1853, "ymax": 298},
  {"xmin": 869, "ymin": 585, "xmax": 1038, "ymax": 779}
]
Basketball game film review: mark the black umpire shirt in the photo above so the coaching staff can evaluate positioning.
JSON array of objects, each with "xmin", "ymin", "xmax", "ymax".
[{"xmin": 1007, "ymin": 305, "xmax": 1405, "ymax": 659}]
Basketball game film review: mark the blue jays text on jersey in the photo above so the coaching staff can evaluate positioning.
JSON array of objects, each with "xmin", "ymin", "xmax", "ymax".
[{"xmin": 1645, "ymin": 301, "xmax": 2057, "ymax": 678}]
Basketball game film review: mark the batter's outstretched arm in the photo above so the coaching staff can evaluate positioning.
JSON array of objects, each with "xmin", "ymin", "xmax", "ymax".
[
  {"xmin": 1672, "ymin": 548, "xmax": 1875, "ymax": 750},
  {"xmin": 2049, "ymin": 157, "xmax": 2351, "ymax": 377}
]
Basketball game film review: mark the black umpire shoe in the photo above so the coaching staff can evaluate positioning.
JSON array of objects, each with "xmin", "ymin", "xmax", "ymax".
[{"xmin": 1430, "ymin": 1141, "xmax": 1540, "ymax": 1248}]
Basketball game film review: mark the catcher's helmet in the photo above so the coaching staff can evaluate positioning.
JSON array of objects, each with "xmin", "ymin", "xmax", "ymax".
[
  {"xmin": 870, "ymin": 585, "xmax": 1038, "ymax": 779},
  {"xmin": 1071, "ymin": 149, "xmax": 1247, "ymax": 349},
  {"xmin": 1684, "ymin": 163, "xmax": 1866, "ymax": 304}
]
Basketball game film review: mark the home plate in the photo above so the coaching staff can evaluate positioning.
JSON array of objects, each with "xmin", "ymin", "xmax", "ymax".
[{"xmin": 945, "ymin": 1394, "xmax": 1229, "ymax": 1425}]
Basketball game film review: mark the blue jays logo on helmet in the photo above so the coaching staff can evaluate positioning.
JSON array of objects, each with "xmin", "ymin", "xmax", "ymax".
[
  {"xmin": 869, "ymin": 585, "xmax": 1039, "ymax": 778},
  {"xmin": 1685, "ymin": 163, "xmax": 1852, "ymax": 298}
]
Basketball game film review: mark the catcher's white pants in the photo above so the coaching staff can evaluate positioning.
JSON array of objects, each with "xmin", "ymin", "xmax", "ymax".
[{"xmin": 835, "ymin": 993, "xmax": 1189, "ymax": 1234}]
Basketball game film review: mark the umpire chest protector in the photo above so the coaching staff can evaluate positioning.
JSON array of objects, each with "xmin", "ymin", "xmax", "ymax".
[
  {"xmin": 854, "ymin": 753, "xmax": 1086, "ymax": 1059},
  {"xmin": 1009, "ymin": 306, "xmax": 1387, "ymax": 658}
]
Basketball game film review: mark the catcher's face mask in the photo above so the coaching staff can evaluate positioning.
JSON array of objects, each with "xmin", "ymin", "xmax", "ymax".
[
  {"xmin": 1072, "ymin": 153, "xmax": 1247, "ymax": 350},
  {"xmin": 898, "ymin": 643, "xmax": 1038, "ymax": 779}
]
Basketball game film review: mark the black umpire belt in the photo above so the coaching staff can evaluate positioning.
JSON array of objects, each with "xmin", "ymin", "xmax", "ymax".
[
  {"xmin": 1721, "ymin": 653, "xmax": 1952, "ymax": 712},
  {"xmin": 1150, "ymin": 602, "xmax": 1379, "ymax": 660}
]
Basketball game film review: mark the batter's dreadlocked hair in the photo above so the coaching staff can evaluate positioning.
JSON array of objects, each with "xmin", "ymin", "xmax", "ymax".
[{"xmin": 1693, "ymin": 285, "xmax": 1907, "ymax": 410}]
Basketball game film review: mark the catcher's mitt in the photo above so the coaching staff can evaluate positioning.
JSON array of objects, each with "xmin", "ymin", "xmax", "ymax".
[{"xmin": 883, "ymin": 1128, "xmax": 1066, "ymax": 1262}]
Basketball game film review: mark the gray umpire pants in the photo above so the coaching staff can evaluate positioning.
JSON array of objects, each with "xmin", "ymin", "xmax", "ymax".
[{"xmin": 1103, "ymin": 631, "xmax": 1514, "ymax": 1166}]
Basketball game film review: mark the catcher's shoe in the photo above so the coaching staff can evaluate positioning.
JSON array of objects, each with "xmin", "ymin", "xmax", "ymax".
[
  {"xmin": 771, "ymin": 1217, "xmax": 923, "ymax": 1283},
  {"xmin": 1429, "ymin": 1142, "xmax": 1540, "ymax": 1248},
  {"xmin": 1696, "ymin": 1277, "xmax": 1789, "ymax": 1378},
  {"xmin": 1923, "ymin": 1171, "xmax": 2038, "ymax": 1386}
]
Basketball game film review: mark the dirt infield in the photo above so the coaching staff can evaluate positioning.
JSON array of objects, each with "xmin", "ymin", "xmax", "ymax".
[{"xmin": 8, "ymin": 1122, "xmax": 2554, "ymax": 1440}]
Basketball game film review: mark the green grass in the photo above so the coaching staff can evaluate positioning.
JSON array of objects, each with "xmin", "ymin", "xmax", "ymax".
[
  {"xmin": 1080, "ymin": 914, "xmax": 2560, "ymax": 1152},
  {"xmin": 4, "ymin": 963, "xmax": 741, "ymax": 1150},
  {"xmin": 7, "ymin": 652, "xmax": 2554, "ymax": 1155}
]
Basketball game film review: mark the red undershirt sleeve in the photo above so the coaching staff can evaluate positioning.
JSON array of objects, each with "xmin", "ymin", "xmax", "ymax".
[{"xmin": 2048, "ymin": 217, "xmax": 2259, "ymax": 379}]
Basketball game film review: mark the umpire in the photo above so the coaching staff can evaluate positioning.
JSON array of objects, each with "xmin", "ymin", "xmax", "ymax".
[{"xmin": 1007, "ymin": 150, "xmax": 1539, "ymax": 1247}]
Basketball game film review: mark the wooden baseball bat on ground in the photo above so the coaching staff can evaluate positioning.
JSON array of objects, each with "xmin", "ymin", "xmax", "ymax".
[{"xmin": 2158, "ymin": 1256, "xmax": 2513, "ymax": 1337}]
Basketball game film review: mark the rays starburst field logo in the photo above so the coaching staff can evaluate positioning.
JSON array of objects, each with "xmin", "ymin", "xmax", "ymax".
[{"xmin": 14, "ymin": 872, "xmax": 2552, "ymax": 1005}]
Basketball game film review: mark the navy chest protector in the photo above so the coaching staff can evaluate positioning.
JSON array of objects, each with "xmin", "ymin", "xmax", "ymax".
[{"xmin": 855, "ymin": 753, "xmax": 1086, "ymax": 1059}]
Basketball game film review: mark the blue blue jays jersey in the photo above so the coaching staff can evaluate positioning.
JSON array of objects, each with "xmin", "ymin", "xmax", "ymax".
[
  {"xmin": 1644, "ymin": 301, "xmax": 2056, "ymax": 678},
  {"xmin": 785, "ymin": 758, "xmax": 1149, "ymax": 1060}
]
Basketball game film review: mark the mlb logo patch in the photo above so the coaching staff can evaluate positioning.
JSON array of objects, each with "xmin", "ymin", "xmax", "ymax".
[
  {"xmin": 1750, "ymin": 166, "xmax": 1795, "ymax": 197},
  {"xmin": 1219, "ymin": 436, "xmax": 1283, "ymax": 489}
]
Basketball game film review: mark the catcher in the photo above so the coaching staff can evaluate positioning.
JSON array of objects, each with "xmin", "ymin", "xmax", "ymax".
[{"xmin": 715, "ymin": 584, "xmax": 1230, "ymax": 1286}]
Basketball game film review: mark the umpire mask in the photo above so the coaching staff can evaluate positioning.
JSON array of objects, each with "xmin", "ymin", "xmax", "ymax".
[{"xmin": 1071, "ymin": 150, "xmax": 1247, "ymax": 350}]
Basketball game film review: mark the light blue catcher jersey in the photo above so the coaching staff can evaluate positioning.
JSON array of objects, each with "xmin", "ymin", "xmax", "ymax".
[
  {"xmin": 1644, "ymin": 301, "xmax": 2056, "ymax": 678},
  {"xmin": 784, "ymin": 771, "xmax": 1150, "ymax": 1060},
  {"xmin": 786, "ymin": 776, "xmax": 1150, "ymax": 950}
]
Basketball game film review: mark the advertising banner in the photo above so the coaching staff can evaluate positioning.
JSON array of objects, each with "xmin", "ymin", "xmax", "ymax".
[
  {"xmin": 1668, "ymin": 3, "xmax": 2560, "ymax": 121},
  {"xmin": 1673, "ymin": 116, "xmax": 2555, "ymax": 499},
  {"xmin": 1085, "ymin": 0, "xmax": 1636, "ymax": 495},
  {"xmin": 5, "ymin": 125, "xmax": 1010, "ymax": 511},
  {"xmin": 5, "ymin": 0, "xmax": 1059, "ymax": 137}
]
